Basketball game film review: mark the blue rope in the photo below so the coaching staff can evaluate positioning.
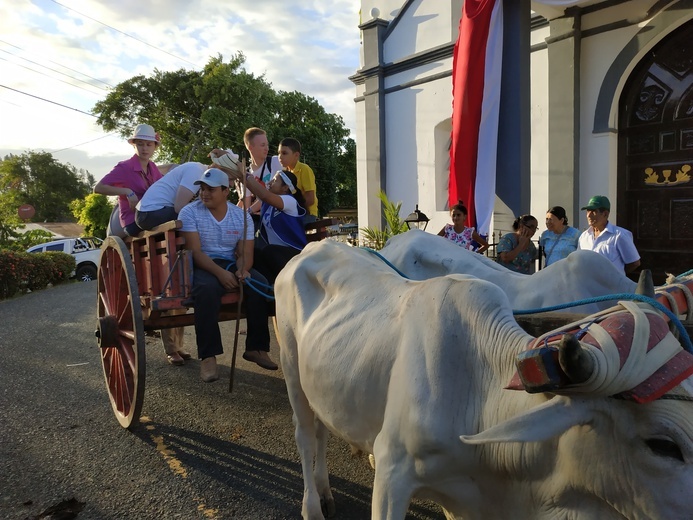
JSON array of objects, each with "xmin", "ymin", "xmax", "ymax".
[
  {"xmin": 357, "ymin": 250, "xmax": 692, "ymax": 354},
  {"xmin": 360, "ymin": 247, "xmax": 411, "ymax": 279},
  {"xmin": 244, "ymin": 277, "xmax": 275, "ymax": 300},
  {"xmin": 676, "ymin": 268, "xmax": 693, "ymax": 278},
  {"xmin": 222, "ymin": 261, "xmax": 275, "ymax": 300},
  {"xmin": 515, "ymin": 293, "xmax": 692, "ymax": 354}
]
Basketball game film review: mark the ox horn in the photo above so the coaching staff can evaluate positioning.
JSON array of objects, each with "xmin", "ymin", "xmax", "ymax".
[
  {"xmin": 558, "ymin": 334, "xmax": 594, "ymax": 384},
  {"xmin": 635, "ymin": 269, "xmax": 655, "ymax": 298}
]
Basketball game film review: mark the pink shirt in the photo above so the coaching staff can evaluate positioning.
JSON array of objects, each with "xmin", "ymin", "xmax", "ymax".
[{"xmin": 101, "ymin": 155, "xmax": 162, "ymax": 226}]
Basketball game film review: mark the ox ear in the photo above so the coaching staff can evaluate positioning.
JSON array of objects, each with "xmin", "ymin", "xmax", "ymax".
[{"xmin": 460, "ymin": 397, "xmax": 592, "ymax": 444}]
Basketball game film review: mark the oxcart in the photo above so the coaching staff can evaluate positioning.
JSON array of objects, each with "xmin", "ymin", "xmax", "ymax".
[
  {"xmin": 94, "ymin": 218, "xmax": 692, "ymax": 429},
  {"xmin": 94, "ymin": 218, "xmax": 338, "ymax": 429}
]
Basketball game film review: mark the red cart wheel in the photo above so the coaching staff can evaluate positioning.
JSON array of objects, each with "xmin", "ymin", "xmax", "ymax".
[{"xmin": 95, "ymin": 236, "xmax": 145, "ymax": 429}]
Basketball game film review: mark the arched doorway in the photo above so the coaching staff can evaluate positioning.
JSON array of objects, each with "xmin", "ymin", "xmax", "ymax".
[{"xmin": 618, "ymin": 20, "xmax": 693, "ymax": 284}]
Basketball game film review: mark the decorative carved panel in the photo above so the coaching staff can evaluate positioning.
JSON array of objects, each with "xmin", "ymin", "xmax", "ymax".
[
  {"xmin": 627, "ymin": 134, "xmax": 655, "ymax": 155},
  {"xmin": 675, "ymin": 84, "xmax": 693, "ymax": 119},
  {"xmin": 671, "ymin": 199, "xmax": 693, "ymax": 239},
  {"xmin": 644, "ymin": 164, "xmax": 692, "ymax": 187},
  {"xmin": 657, "ymin": 45, "xmax": 693, "ymax": 79},
  {"xmin": 682, "ymin": 129, "xmax": 693, "ymax": 150},
  {"xmin": 637, "ymin": 200, "xmax": 661, "ymax": 239},
  {"xmin": 631, "ymin": 75, "xmax": 671, "ymax": 124},
  {"xmin": 660, "ymin": 131, "xmax": 675, "ymax": 151}
]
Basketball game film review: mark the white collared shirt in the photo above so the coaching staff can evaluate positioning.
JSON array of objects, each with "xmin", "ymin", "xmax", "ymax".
[{"xmin": 578, "ymin": 222, "xmax": 640, "ymax": 271}]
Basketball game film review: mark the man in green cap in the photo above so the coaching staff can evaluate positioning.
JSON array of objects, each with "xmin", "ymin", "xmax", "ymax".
[{"xmin": 577, "ymin": 195, "xmax": 641, "ymax": 274}]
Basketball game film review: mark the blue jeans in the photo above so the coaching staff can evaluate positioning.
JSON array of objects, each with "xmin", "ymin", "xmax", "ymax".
[
  {"xmin": 191, "ymin": 263, "xmax": 271, "ymax": 360},
  {"xmin": 135, "ymin": 206, "xmax": 178, "ymax": 230}
]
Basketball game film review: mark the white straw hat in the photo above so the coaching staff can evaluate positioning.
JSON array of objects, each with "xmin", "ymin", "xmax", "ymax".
[{"xmin": 128, "ymin": 124, "xmax": 160, "ymax": 144}]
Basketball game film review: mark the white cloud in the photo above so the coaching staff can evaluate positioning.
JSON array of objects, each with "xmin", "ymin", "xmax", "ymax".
[{"xmin": 0, "ymin": 0, "xmax": 361, "ymax": 180}]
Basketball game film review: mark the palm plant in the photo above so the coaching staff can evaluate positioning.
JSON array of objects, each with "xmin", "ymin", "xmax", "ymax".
[{"xmin": 360, "ymin": 190, "xmax": 409, "ymax": 250}]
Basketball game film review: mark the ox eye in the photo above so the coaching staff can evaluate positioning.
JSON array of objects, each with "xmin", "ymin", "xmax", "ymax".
[{"xmin": 645, "ymin": 438, "xmax": 684, "ymax": 462}]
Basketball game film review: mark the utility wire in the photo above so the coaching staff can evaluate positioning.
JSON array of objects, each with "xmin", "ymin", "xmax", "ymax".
[
  {"xmin": 0, "ymin": 43, "xmax": 110, "ymax": 91},
  {"xmin": 0, "ymin": 84, "xmax": 96, "ymax": 117},
  {"xmin": 0, "ymin": 55, "xmax": 105, "ymax": 97},
  {"xmin": 50, "ymin": 133, "xmax": 119, "ymax": 154},
  {"xmin": 50, "ymin": 0, "xmax": 199, "ymax": 68}
]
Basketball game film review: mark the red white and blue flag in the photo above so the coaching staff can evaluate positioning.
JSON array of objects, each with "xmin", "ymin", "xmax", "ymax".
[{"xmin": 449, "ymin": 0, "xmax": 503, "ymax": 236}]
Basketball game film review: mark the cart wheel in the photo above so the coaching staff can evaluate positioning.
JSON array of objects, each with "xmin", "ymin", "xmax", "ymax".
[{"xmin": 95, "ymin": 236, "xmax": 145, "ymax": 429}]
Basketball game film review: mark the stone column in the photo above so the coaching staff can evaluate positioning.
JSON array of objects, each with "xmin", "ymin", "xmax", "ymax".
[{"xmin": 547, "ymin": 9, "xmax": 581, "ymax": 225}]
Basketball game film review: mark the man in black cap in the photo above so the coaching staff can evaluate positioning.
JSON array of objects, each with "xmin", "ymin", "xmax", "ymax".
[{"xmin": 577, "ymin": 195, "xmax": 641, "ymax": 274}]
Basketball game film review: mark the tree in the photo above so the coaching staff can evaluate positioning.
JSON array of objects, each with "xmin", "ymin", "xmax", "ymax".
[
  {"xmin": 335, "ymin": 137, "xmax": 357, "ymax": 208},
  {"xmin": 92, "ymin": 54, "xmax": 356, "ymax": 215},
  {"xmin": 0, "ymin": 151, "xmax": 93, "ymax": 221},
  {"xmin": 0, "ymin": 151, "xmax": 94, "ymax": 243},
  {"xmin": 70, "ymin": 194, "xmax": 113, "ymax": 238}
]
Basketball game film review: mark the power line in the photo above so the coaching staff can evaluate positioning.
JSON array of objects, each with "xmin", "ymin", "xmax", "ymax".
[
  {"xmin": 0, "ymin": 55, "xmax": 106, "ymax": 97},
  {"xmin": 50, "ymin": 0, "xmax": 199, "ymax": 68},
  {"xmin": 50, "ymin": 133, "xmax": 119, "ymax": 154},
  {"xmin": 0, "ymin": 84, "xmax": 96, "ymax": 117},
  {"xmin": 0, "ymin": 39, "xmax": 112, "ymax": 90}
]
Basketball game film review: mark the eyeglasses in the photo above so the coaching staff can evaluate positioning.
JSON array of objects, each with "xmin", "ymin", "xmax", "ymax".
[{"xmin": 523, "ymin": 223, "xmax": 538, "ymax": 230}]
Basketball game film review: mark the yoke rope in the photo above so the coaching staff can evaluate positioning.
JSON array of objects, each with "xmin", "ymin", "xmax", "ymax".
[{"xmin": 360, "ymin": 247, "xmax": 692, "ymax": 353}]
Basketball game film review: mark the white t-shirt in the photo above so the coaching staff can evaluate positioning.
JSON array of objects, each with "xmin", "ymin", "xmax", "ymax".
[
  {"xmin": 578, "ymin": 222, "xmax": 640, "ymax": 271},
  {"xmin": 237, "ymin": 155, "xmax": 282, "ymax": 199},
  {"xmin": 178, "ymin": 200, "xmax": 254, "ymax": 260},
  {"xmin": 138, "ymin": 162, "xmax": 206, "ymax": 212}
]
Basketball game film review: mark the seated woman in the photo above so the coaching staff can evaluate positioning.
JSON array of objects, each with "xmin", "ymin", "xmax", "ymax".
[
  {"xmin": 220, "ymin": 161, "xmax": 307, "ymax": 283},
  {"xmin": 497, "ymin": 214, "xmax": 539, "ymax": 274}
]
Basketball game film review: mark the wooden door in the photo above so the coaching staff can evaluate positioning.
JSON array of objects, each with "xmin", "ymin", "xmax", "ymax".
[{"xmin": 618, "ymin": 20, "xmax": 693, "ymax": 284}]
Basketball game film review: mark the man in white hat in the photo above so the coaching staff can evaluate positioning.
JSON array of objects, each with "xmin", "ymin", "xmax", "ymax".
[{"xmin": 178, "ymin": 168, "xmax": 278, "ymax": 382}]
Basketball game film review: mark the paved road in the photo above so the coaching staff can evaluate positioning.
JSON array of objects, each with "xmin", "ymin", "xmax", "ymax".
[{"xmin": 0, "ymin": 281, "xmax": 443, "ymax": 519}]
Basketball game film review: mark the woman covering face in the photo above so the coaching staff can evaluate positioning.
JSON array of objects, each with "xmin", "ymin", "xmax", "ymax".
[{"xmin": 496, "ymin": 214, "xmax": 539, "ymax": 274}]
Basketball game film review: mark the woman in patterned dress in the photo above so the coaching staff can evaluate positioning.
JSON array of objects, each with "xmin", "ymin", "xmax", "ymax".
[{"xmin": 437, "ymin": 200, "xmax": 489, "ymax": 254}]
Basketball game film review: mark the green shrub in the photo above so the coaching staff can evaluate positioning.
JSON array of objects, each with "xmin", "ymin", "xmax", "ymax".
[
  {"xmin": 0, "ymin": 250, "xmax": 75, "ymax": 299},
  {"xmin": 45, "ymin": 252, "xmax": 76, "ymax": 283}
]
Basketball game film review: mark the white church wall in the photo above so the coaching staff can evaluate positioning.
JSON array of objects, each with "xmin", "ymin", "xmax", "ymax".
[
  {"xmin": 382, "ymin": 1, "xmax": 457, "ymax": 63},
  {"xmin": 577, "ymin": 25, "xmax": 638, "ymax": 229},
  {"xmin": 383, "ymin": 73, "xmax": 454, "ymax": 234},
  {"xmin": 529, "ymin": 38, "xmax": 550, "ymax": 237}
]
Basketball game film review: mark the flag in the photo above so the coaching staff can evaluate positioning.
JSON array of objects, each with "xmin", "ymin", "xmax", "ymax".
[{"xmin": 449, "ymin": 0, "xmax": 503, "ymax": 236}]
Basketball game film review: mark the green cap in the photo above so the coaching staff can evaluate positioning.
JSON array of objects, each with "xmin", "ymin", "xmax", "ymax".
[{"xmin": 581, "ymin": 195, "xmax": 610, "ymax": 211}]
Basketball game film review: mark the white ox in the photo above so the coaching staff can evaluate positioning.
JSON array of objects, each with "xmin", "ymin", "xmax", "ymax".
[
  {"xmin": 275, "ymin": 240, "xmax": 693, "ymax": 520},
  {"xmin": 379, "ymin": 229, "xmax": 637, "ymax": 314}
]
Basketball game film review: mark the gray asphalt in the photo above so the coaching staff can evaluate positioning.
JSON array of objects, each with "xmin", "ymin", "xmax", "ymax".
[{"xmin": 0, "ymin": 281, "xmax": 443, "ymax": 520}]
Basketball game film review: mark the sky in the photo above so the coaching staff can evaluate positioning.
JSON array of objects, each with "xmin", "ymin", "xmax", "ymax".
[{"xmin": 0, "ymin": 0, "xmax": 362, "ymax": 181}]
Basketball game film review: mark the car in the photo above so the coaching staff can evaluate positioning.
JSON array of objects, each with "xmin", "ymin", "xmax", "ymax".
[{"xmin": 27, "ymin": 237, "xmax": 103, "ymax": 282}]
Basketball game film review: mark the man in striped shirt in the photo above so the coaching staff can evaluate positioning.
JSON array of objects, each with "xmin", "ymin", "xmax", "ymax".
[{"xmin": 179, "ymin": 168, "xmax": 278, "ymax": 382}]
